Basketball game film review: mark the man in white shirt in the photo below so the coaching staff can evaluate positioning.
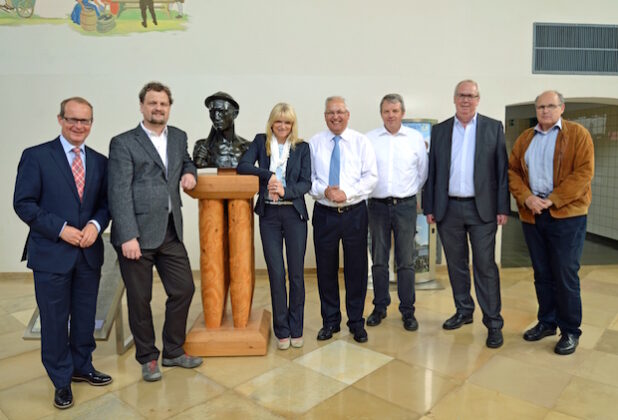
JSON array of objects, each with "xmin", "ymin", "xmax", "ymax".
[
  {"xmin": 108, "ymin": 82, "xmax": 202, "ymax": 382},
  {"xmin": 309, "ymin": 96, "xmax": 378, "ymax": 343},
  {"xmin": 365, "ymin": 94, "xmax": 428, "ymax": 331},
  {"xmin": 423, "ymin": 80, "xmax": 509, "ymax": 349}
]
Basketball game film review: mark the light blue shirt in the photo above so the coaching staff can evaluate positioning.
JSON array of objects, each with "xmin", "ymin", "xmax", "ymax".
[
  {"xmin": 59, "ymin": 135, "xmax": 86, "ymax": 172},
  {"xmin": 525, "ymin": 119, "xmax": 562, "ymax": 197},
  {"xmin": 449, "ymin": 114, "xmax": 477, "ymax": 197},
  {"xmin": 276, "ymin": 143, "xmax": 287, "ymax": 187},
  {"xmin": 58, "ymin": 135, "xmax": 100, "ymax": 234}
]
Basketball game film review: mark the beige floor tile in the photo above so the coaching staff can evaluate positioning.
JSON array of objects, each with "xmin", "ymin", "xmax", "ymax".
[
  {"xmin": 353, "ymin": 359, "xmax": 459, "ymax": 414},
  {"xmin": 0, "ymin": 313, "xmax": 27, "ymax": 336},
  {"xmin": 170, "ymin": 390, "xmax": 284, "ymax": 419},
  {"xmin": 294, "ymin": 340, "xmax": 392, "ymax": 385},
  {"xmin": 581, "ymin": 278, "xmax": 618, "ymax": 297},
  {"xmin": 429, "ymin": 383, "xmax": 548, "ymax": 420},
  {"xmin": 10, "ymin": 308, "xmax": 33, "ymax": 326},
  {"xmin": 554, "ymin": 376, "xmax": 618, "ymax": 420},
  {"xmin": 300, "ymin": 386, "xmax": 420, "ymax": 420},
  {"xmin": 235, "ymin": 363, "xmax": 347, "ymax": 416},
  {"xmin": 582, "ymin": 267, "xmax": 618, "ymax": 285},
  {"xmin": 196, "ymin": 351, "xmax": 291, "ymax": 389},
  {"xmin": 114, "ymin": 368, "xmax": 225, "ymax": 419},
  {"xmin": 353, "ymin": 321, "xmax": 419, "ymax": 358},
  {"xmin": 0, "ymin": 329, "xmax": 40, "ymax": 360},
  {"xmin": 397, "ymin": 335, "xmax": 496, "ymax": 380},
  {"xmin": 40, "ymin": 393, "xmax": 145, "ymax": 420},
  {"xmin": 578, "ymin": 323, "xmax": 605, "ymax": 350},
  {"xmin": 498, "ymin": 339, "xmax": 590, "ymax": 376},
  {"xmin": 0, "ymin": 294, "xmax": 36, "ymax": 314},
  {"xmin": 581, "ymin": 291, "xmax": 618, "ymax": 314},
  {"xmin": 573, "ymin": 350, "xmax": 618, "ymax": 388},
  {"xmin": 582, "ymin": 306, "xmax": 616, "ymax": 328},
  {"xmin": 543, "ymin": 411, "xmax": 582, "ymax": 420},
  {"xmin": 468, "ymin": 355, "xmax": 572, "ymax": 408},
  {"xmin": 0, "ymin": 349, "xmax": 46, "ymax": 391},
  {"xmin": 608, "ymin": 314, "xmax": 618, "ymax": 331},
  {"xmin": 0, "ymin": 408, "xmax": 7, "ymax": 420},
  {"xmin": 0, "ymin": 376, "xmax": 56, "ymax": 420},
  {"xmin": 593, "ymin": 329, "xmax": 618, "ymax": 355}
]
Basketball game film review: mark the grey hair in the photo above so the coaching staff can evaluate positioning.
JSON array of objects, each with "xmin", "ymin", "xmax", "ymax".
[
  {"xmin": 535, "ymin": 90, "xmax": 565, "ymax": 106},
  {"xmin": 324, "ymin": 96, "xmax": 349, "ymax": 112},
  {"xmin": 380, "ymin": 93, "xmax": 405, "ymax": 113},
  {"xmin": 453, "ymin": 79, "xmax": 480, "ymax": 98}
]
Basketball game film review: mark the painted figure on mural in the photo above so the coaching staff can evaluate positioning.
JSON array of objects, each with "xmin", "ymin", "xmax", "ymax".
[
  {"xmin": 193, "ymin": 92, "xmax": 250, "ymax": 168},
  {"xmin": 71, "ymin": 0, "xmax": 103, "ymax": 24}
]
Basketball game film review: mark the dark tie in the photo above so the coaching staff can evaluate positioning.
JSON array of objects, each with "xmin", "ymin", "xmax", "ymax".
[
  {"xmin": 72, "ymin": 147, "xmax": 85, "ymax": 201},
  {"xmin": 329, "ymin": 135, "xmax": 341, "ymax": 186}
]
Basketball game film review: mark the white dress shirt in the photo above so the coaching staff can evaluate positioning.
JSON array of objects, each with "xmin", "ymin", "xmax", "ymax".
[
  {"xmin": 309, "ymin": 127, "xmax": 378, "ymax": 207},
  {"xmin": 141, "ymin": 122, "xmax": 172, "ymax": 213},
  {"xmin": 366, "ymin": 125, "xmax": 428, "ymax": 199},
  {"xmin": 449, "ymin": 113, "xmax": 477, "ymax": 197}
]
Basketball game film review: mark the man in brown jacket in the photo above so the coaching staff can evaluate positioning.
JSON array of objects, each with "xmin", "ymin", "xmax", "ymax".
[{"xmin": 508, "ymin": 90, "xmax": 594, "ymax": 355}]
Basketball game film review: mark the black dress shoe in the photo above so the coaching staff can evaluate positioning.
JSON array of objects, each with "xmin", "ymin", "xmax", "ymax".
[
  {"xmin": 352, "ymin": 327, "xmax": 368, "ymax": 343},
  {"xmin": 317, "ymin": 325, "xmax": 340, "ymax": 341},
  {"xmin": 366, "ymin": 309, "xmax": 386, "ymax": 327},
  {"xmin": 523, "ymin": 323, "xmax": 557, "ymax": 342},
  {"xmin": 486, "ymin": 328, "xmax": 504, "ymax": 348},
  {"xmin": 72, "ymin": 369, "xmax": 113, "ymax": 386},
  {"xmin": 403, "ymin": 315, "xmax": 418, "ymax": 331},
  {"xmin": 54, "ymin": 386, "xmax": 73, "ymax": 409},
  {"xmin": 555, "ymin": 333, "xmax": 579, "ymax": 355},
  {"xmin": 442, "ymin": 313, "xmax": 473, "ymax": 330}
]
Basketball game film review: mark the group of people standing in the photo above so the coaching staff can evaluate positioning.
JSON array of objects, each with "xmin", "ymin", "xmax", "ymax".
[{"xmin": 13, "ymin": 79, "xmax": 594, "ymax": 411}]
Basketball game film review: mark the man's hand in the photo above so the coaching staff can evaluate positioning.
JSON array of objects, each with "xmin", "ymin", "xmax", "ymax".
[
  {"xmin": 121, "ymin": 238, "xmax": 142, "ymax": 260},
  {"xmin": 426, "ymin": 214, "xmax": 436, "ymax": 224},
  {"xmin": 60, "ymin": 225, "xmax": 84, "ymax": 247},
  {"xmin": 79, "ymin": 223, "xmax": 98, "ymax": 248},
  {"xmin": 525, "ymin": 195, "xmax": 552, "ymax": 215},
  {"xmin": 326, "ymin": 186, "xmax": 347, "ymax": 203},
  {"xmin": 497, "ymin": 214, "xmax": 508, "ymax": 226},
  {"xmin": 181, "ymin": 173, "xmax": 197, "ymax": 191}
]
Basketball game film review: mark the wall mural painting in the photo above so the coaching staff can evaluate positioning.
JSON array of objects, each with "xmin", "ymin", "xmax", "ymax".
[{"xmin": 0, "ymin": 0, "xmax": 188, "ymax": 35}]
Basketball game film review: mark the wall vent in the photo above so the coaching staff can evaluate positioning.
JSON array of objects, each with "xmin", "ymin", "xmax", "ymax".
[{"xmin": 533, "ymin": 23, "xmax": 618, "ymax": 75}]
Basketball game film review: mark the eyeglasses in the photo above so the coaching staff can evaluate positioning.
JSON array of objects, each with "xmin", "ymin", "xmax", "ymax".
[
  {"xmin": 456, "ymin": 94, "xmax": 479, "ymax": 100},
  {"xmin": 536, "ymin": 104, "xmax": 561, "ymax": 111},
  {"xmin": 63, "ymin": 117, "xmax": 93, "ymax": 126},
  {"xmin": 325, "ymin": 110, "xmax": 348, "ymax": 117}
]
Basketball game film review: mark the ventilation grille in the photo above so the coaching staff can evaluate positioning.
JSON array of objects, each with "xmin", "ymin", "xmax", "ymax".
[{"xmin": 533, "ymin": 23, "xmax": 618, "ymax": 75}]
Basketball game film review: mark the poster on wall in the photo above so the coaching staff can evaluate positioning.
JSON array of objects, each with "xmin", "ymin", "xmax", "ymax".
[{"xmin": 0, "ymin": 0, "xmax": 189, "ymax": 35}]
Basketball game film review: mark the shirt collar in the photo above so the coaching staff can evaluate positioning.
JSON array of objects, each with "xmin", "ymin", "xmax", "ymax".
[
  {"xmin": 328, "ymin": 127, "xmax": 350, "ymax": 142},
  {"xmin": 534, "ymin": 118, "xmax": 562, "ymax": 134},
  {"xmin": 377, "ymin": 125, "xmax": 406, "ymax": 137},
  {"xmin": 454, "ymin": 113, "xmax": 478, "ymax": 128},
  {"xmin": 59, "ymin": 135, "xmax": 85, "ymax": 154},
  {"xmin": 140, "ymin": 122, "xmax": 168, "ymax": 138}
]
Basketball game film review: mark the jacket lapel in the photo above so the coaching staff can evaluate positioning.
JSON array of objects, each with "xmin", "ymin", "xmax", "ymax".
[
  {"xmin": 166, "ymin": 129, "xmax": 178, "ymax": 180},
  {"xmin": 444, "ymin": 117, "xmax": 455, "ymax": 174},
  {"xmin": 134, "ymin": 125, "xmax": 166, "ymax": 173},
  {"xmin": 50, "ymin": 138, "xmax": 81, "ymax": 202},
  {"xmin": 83, "ymin": 146, "xmax": 96, "ymax": 202}
]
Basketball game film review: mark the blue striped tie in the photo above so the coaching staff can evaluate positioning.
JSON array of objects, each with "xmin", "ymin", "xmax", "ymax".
[{"xmin": 329, "ymin": 135, "xmax": 341, "ymax": 186}]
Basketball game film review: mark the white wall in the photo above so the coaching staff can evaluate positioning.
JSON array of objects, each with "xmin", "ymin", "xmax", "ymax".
[{"xmin": 2, "ymin": 0, "xmax": 617, "ymax": 272}]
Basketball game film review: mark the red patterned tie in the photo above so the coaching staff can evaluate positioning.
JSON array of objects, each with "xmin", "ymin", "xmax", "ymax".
[{"xmin": 72, "ymin": 147, "xmax": 85, "ymax": 201}]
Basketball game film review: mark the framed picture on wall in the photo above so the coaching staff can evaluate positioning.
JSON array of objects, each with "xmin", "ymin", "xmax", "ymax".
[{"xmin": 402, "ymin": 118, "xmax": 437, "ymax": 151}]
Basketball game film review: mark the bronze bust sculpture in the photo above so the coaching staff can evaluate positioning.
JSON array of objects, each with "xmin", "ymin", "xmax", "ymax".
[{"xmin": 193, "ymin": 92, "xmax": 250, "ymax": 168}]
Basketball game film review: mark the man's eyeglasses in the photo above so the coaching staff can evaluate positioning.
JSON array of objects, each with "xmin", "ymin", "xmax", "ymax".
[
  {"xmin": 456, "ymin": 94, "xmax": 479, "ymax": 100},
  {"xmin": 536, "ymin": 104, "xmax": 561, "ymax": 111},
  {"xmin": 325, "ymin": 110, "xmax": 348, "ymax": 117},
  {"xmin": 63, "ymin": 117, "xmax": 93, "ymax": 126}
]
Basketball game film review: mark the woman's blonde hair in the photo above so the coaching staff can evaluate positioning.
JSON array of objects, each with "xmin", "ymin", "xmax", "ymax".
[{"xmin": 265, "ymin": 102, "xmax": 301, "ymax": 156}]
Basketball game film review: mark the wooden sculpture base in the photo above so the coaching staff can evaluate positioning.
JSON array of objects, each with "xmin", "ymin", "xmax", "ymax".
[{"xmin": 183, "ymin": 309, "xmax": 271, "ymax": 356}]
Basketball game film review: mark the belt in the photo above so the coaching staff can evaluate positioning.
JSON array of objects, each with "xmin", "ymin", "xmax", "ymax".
[
  {"xmin": 265, "ymin": 200, "xmax": 294, "ymax": 206},
  {"xmin": 448, "ymin": 196, "xmax": 474, "ymax": 201},
  {"xmin": 370, "ymin": 195, "xmax": 415, "ymax": 205},
  {"xmin": 316, "ymin": 201, "xmax": 364, "ymax": 214}
]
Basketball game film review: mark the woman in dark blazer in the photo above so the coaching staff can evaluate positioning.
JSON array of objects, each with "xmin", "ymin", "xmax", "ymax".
[{"xmin": 237, "ymin": 103, "xmax": 311, "ymax": 349}]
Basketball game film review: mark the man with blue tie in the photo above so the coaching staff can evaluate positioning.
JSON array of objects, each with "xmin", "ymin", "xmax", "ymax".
[
  {"xmin": 309, "ymin": 96, "xmax": 378, "ymax": 343},
  {"xmin": 14, "ymin": 97, "xmax": 111, "ymax": 410}
]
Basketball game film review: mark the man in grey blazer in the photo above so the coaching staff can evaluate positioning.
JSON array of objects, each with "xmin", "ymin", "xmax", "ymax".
[
  {"xmin": 423, "ymin": 80, "xmax": 509, "ymax": 348},
  {"xmin": 108, "ymin": 82, "xmax": 202, "ymax": 381}
]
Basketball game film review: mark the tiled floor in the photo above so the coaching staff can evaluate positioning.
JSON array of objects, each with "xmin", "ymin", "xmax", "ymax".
[{"xmin": 1, "ymin": 265, "xmax": 618, "ymax": 419}]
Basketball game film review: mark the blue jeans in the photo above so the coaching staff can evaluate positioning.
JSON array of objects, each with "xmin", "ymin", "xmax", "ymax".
[
  {"xmin": 368, "ymin": 197, "xmax": 417, "ymax": 318},
  {"xmin": 521, "ymin": 212, "xmax": 586, "ymax": 336},
  {"xmin": 260, "ymin": 205, "xmax": 307, "ymax": 339}
]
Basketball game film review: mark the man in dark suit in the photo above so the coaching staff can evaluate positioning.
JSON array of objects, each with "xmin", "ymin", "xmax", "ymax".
[
  {"xmin": 14, "ymin": 97, "xmax": 112, "ymax": 410},
  {"xmin": 423, "ymin": 80, "xmax": 509, "ymax": 348},
  {"xmin": 108, "ymin": 82, "xmax": 201, "ymax": 382}
]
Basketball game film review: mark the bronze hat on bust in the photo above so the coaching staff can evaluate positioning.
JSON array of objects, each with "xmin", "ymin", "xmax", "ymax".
[{"xmin": 204, "ymin": 91, "xmax": 239, "ymax": 111}]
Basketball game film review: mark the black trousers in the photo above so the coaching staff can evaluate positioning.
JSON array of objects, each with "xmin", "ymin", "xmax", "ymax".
[
  {"xmin": 437, "ymin": 199, "xmax": 503, "ymax": 329},
  {"xmin": 259, "ymin": 205, "xmax": 307, "ymax": 339},
  {"xmin": 313, "ymin": 202, "xmax": 368, "ymax": 332},
  {"xmin": 117, "ymin": 216, "xmax": 195, "ymax": 364},
  {"xmin": 139, "ymin": 0, "xmax": 156, "ymax": 23}
]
